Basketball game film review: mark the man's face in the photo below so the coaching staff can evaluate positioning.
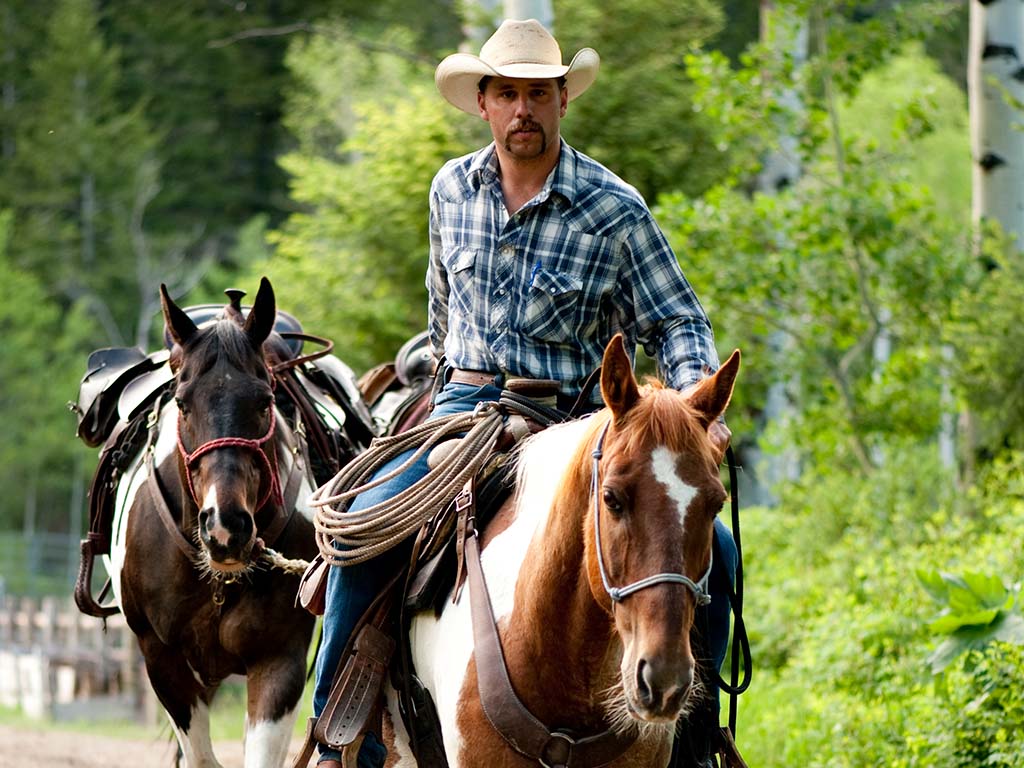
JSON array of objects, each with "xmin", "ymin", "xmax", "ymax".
[{"xmin": 478, "ymin": 76, "xmax": 567, "ymax": 162}]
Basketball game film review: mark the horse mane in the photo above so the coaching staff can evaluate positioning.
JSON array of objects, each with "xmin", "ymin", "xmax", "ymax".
[{"xmin": 173, "ymin": 313, "xmax": 265, "ymax": 376}]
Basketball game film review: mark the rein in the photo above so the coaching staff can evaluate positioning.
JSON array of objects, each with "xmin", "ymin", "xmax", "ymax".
[
  {"xmin": 176, "ymin": 405, "xmax": 283, "ymax": 512},
  {"xmin": 590, "ymin": 421, "xmax": 712, "ymax": 606}
]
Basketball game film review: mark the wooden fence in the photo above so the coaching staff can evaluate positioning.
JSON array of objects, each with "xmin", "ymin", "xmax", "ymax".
[{"xmin": 0, "ymin": 595, "xmax": 156, "ymax": 722}]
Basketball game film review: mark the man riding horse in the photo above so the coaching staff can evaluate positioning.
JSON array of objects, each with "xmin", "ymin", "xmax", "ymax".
[{"xmin": 310, "ymin": 19, "xmax": 738, "ymax": 768}]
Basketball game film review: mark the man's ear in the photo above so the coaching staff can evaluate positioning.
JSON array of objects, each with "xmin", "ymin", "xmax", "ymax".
[{"xmin": 478, "ymin": 90, "xmax": 488, "ymax": 120}]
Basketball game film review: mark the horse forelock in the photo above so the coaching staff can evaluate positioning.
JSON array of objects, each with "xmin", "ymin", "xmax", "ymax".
[
  {"xmin": 190, "ymin": 318, "xmax": 266, "ymax": 375},
  {"xmin": 616, "ymin": 381, "xmax": 717, "ymax": 470}
]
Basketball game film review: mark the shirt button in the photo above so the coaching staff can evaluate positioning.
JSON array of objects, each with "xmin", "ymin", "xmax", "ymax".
[{"xmin": 500, "ymin": 245, "xmax": 514, "ymax": 256}]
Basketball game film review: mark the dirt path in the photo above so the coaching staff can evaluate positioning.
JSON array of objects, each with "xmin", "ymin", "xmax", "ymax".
[{"xmin": 0, "ymin": 724, "xmax": 308, "ymax": 767}]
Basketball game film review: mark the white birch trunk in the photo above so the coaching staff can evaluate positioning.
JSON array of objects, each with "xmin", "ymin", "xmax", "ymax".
[
  {"xmin": 750, "ymin": 0, "xmax": 808, "ymax": 505},
  {"xmin": 968, "ymin": 0, "xmax": 1024, "ymax": 244},
  {"xmin": 959, "ymin": 0, "xmax": 1024, "ymax": 477}
]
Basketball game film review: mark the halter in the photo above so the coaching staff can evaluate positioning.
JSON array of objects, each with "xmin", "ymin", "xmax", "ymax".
[
  {"xmin": 591, "ymin": 420, "xmax": 713, "ymax": 606},
  {"xmin": 176, "ymin": 405, "xmax": 284, "ymax": 513}
]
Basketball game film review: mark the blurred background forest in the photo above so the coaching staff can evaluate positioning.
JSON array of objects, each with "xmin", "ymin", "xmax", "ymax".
[{"xmin": 3, "ymin": 0, "xmax": 1024, "ymax": 764}]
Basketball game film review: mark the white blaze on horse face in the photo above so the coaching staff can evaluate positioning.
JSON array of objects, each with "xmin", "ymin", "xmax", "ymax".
[
  {"xmin": 202, "ymin": 483, "xmax": 221, "ymax": 515},
  {"xmin": 650, "ymin": 446, "xmax": 697, "ymax": 532}
]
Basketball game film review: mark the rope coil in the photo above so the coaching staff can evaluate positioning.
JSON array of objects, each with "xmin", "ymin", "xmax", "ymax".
[{"xmin": 309, "ymin": 402, "xmax": 507, "ymax": 566}]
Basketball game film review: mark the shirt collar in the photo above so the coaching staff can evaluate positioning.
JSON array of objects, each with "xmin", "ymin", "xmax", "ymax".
[{"xmin": 468, "ymin": 140, "xmax": 578, "ymax": 206}]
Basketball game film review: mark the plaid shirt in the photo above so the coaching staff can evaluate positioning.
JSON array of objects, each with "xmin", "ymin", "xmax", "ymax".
[{"xmin": 427, "ymin": 139, "xmax": 719, "ymax": 401}]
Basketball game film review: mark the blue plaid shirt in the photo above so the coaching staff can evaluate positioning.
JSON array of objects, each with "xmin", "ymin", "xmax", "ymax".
[{"xmin": 427, "ymin": 139, "xmax": 719, "ymax": 402}]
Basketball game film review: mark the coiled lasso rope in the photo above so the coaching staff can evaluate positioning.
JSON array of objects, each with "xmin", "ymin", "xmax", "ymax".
[{"xmin": 309, "ymin": 402, "xmax": 506, "ymax": 566}]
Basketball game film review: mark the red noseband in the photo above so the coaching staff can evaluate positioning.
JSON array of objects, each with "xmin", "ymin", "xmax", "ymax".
[{"xmin": 176, "ymin": 406, "xmax": 283, "ymax": 512}]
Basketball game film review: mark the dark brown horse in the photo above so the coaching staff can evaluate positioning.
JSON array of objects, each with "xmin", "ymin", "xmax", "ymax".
[
  {"xmin": 387, "ymin": 335, "xmax": 740, "ymax": 767},
  {"xmin": 108, "ymin": 278, "xmax": 318, "ymax": 767}
]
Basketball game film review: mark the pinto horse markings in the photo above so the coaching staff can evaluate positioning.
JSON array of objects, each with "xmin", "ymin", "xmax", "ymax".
[
  {"xmin": 106, "ymin": 278, "xmax": 318, "ymax": 768},
  {"xmin": 388, "ymin": 334, "xmax": 739, "ymax": 767}
]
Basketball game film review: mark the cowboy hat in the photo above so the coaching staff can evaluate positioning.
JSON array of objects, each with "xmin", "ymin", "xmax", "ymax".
[{"xmin": 435, "ymin": 19, "xmax": 600, "ymax": 115}]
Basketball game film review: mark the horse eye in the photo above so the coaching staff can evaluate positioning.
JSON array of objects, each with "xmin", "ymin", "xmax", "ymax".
[
  {"xmin": 175, "ymin": 397, "xmax": 189, "ymax": 416},
  {"xmin": 603, "ymin": 489, "xmax": 624, "ymax": 515}
]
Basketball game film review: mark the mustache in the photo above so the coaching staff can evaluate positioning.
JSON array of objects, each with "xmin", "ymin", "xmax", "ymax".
[{"xmin": 507, "ymin": 120, "xmax": 543, "ymax": 135}]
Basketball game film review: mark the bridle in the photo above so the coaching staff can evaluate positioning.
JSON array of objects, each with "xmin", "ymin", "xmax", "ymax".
[
  {"xmin": 590, "ymin": 420, "xmax": 713, "ymax": 606},
  {"xmin": 176, "ymin": 402, "xmax": 284, "ymax": 513}
]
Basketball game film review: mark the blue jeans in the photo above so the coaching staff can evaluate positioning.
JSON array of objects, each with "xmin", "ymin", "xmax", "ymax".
[
  {"xmin": 314, "ymin": 383, "xmax": 502, "ymax": 765},
  {"xmin": 313, "ymin": 383, "xmax": 738, "ymax": 765}
]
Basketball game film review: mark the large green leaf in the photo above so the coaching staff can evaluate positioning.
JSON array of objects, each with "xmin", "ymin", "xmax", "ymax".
[{"xmin": 927, "ymin": 614, "xmax": 1024, "ymax": 674}]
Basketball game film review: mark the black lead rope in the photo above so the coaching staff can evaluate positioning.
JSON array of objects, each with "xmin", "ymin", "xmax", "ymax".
[{"xmin": 716, "ymin": 445, "xmax": 752, "ymax": 739}]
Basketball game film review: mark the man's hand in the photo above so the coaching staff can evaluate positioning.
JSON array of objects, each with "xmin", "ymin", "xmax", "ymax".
[{"xmin": 708, "ymin": 420, "xmax": 731, "ymax": 463}]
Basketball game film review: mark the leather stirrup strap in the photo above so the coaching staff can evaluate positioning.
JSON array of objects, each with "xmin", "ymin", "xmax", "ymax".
[
  {"xmin": 464, "ymin": 495, "xmax": 638, "ymax": 767},
  {"xmin": 307, "ymin": 570, "xmax": 403, "ymax": 753}
]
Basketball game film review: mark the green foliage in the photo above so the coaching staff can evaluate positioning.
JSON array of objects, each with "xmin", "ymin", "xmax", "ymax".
[
  {"xmin": 0, "ymin": 210, "xmax": 98, "ymax": 530},
  {"xmin": 256, "ymin": 24, "xmax": 472, "ymax": 370},
  {"xmin": 950, "ymin": 230, "xmax": 1024, "ymax": 454},
  {"xmin": 738, "ymin": 444, "xmax": 1024, "ymax": 766},
  {"xmin": 660, "ymin": 33, "xmax": 969, "ymax": 476},
  {"xmin": 918, "ymin": 570, "xmax": 1024, "ymax": 674},
  {"xmin": 555, "ymin": 0, "xmax": 731, "ymax": 201}
]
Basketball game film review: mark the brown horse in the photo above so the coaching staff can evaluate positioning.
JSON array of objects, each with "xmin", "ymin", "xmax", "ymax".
[
  {"xmin": 107, "ymin": 278, "xmax": 319, "ymax": 767},
  {"xmin": 387, "ymin": 334, "xmax": 739, "ymax": 767}
]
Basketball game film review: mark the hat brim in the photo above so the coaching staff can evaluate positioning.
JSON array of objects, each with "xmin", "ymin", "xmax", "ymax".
[{"xmin": 435, "ymin": 47, "xmax": 599, "ymax": 115}]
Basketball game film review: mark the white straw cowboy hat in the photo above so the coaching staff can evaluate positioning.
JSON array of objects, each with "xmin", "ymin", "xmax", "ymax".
[{"xmin": 435, "ymin": 19, "xmax": 600, "ymax": 115}]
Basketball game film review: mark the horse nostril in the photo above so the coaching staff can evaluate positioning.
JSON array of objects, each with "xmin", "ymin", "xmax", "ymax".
[
  {"xmin": 636, "ymin": 659, "xmax": 654, "ymax": 707},
  {"xmin": 198, "ymin": 509, "xmax": 211, "ymax": 530}
]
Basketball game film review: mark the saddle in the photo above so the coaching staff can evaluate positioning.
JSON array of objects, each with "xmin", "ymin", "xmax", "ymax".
[{"xmin": 72, "ymin": 302, "xmax": 378, "ymax": 619}]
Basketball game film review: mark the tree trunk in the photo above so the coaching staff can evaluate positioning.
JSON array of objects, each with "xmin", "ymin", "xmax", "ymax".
[
  {"xmin": 504, "ymin": 0, "xmax": 553, "ymax": 31},
  {"xmin": 961, "ymin": 0, "xmax": 1024, "ymax": 480},
  {"xmin": 968, "ymin": 0, "xmax": 1024, "ymax": 245},
  {"xmin": 748, "ymin": 0, "xmax": 808, "ymax": 505}
]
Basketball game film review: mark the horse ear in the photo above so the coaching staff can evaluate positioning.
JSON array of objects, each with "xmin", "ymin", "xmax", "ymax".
[
  {"xmin": 600, "ymin": 334, "xmax": 640, "ymax": 419},
  {"xmin": 685, "ymin": 350, "xmax": 741, "ymax": 427},
  {"xmin": 160, "ymin": 283, "xmax": 198, "ymax": 347},
  {"xmin": 243, "ymin": 276, "xmax": 276, "ymax": 348}
]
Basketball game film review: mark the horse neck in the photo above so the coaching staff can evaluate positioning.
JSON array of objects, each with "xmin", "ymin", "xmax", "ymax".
[{"xmin": 503, "ymin": 421, "xmax": 618, "ymax": 723}]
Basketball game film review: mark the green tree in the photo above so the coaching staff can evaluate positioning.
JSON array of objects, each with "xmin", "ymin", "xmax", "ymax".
[
  {"xmin": 254, "ymin": 24, "xmax": 472, "ymax": 370},
  {"xmin": 658, "ymin": 6, "xmax": 966, "ymax": 475},
  {"xmin": 0, "ymin": 210, "xmax": 98, "ymax": 531},
  {"xmin": 555, "ymin": 0, "xmax": 729, "ymax": 202},
  {"xmin": 7, "ymin": 0, "xmax": 159, "ymax": 344}
]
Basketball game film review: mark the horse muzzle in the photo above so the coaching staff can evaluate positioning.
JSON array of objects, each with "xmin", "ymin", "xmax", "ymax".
[
  {"xmin": 198, "ymin": 506, "xmax": 257, "ymax": 572},
  {"xmin": 622, "ymin": 653, "xmax": 695, "ymax": 724}
]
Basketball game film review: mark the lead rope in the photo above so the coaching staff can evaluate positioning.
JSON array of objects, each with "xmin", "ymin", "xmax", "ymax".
[{"xmin": 309, "ymin": 403, "xmax": 507, "ymax": 566}]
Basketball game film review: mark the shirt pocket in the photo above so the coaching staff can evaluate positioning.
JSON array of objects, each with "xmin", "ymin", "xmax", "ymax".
[
  {"xmin": 442, "ymin": 247, "xmax": 478, "ymax": 320},
  {"xmin": 519, "ymin": 267, "xmax": 583, "ymax": 343}
]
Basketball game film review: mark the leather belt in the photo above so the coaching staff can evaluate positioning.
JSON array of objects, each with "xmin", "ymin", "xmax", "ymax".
[{"xmin": 448, "ymin": 369, "xmax": 501, "ymax": 387}]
